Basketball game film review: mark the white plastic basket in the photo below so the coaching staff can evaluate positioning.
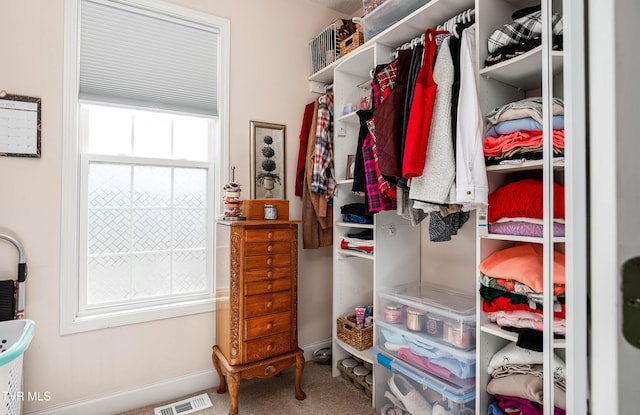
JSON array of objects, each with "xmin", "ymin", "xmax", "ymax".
[{"xmin": 0, "ymin": 320, "xmax": 35, "ymax": 415}]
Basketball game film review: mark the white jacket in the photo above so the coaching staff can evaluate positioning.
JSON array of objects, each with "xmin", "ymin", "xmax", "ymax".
[{"xmin": 455, "ymin": 24, "xmax": 488, "ymax": 209}]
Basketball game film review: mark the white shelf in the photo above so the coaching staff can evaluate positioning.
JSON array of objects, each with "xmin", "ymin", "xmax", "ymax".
[
  {"xmin": 366, "ymin": 0, "xmax": 476, "ymax": 48},
  {"xmin": 480, "ymin": 323, "xmax": 566, "ymax": 348},
  {"xmin": 337, "ymin": 111, "xmax": 360, "ymax": 124},
  {"xmin": 336, "ymin": 44, "xmax": 376, "ymax": 77},
  {"xmin": 336, "ymin": 179, "xmax": 354, "ymax": 186},
  {"xmin": 485, "ymin": 158, "xmax": 565, "ymax": 173},
  {"xmin": 335, "ymin": 221, "xmax": 374, "ymax": 229},
  {"xmin": 308, "ymin": 60, "xmax": 337, "ymax": 84},
  {"xmin": 480, "ymin": 47, "xmax": 564, "ymax": 90},
  {"xmin": 335, "ymin": 338, "xmax": 374, "ymax": 363},
  {"xmin": 480, "ymin": 322, "xmax": 518, "ymax": 342},
  {"xmin": 336, "ymin": 249, "xmax": 374, "ymax": 260},
  {"xmin": 481, "ymin": 234, "xmax": 567, "ymax": 244}
]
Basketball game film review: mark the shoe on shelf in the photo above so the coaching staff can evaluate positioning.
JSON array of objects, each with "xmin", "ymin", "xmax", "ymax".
[
  {"xmin": 382, "ymin": 401, "xmax": 407, "ymax": 415},
  {"xmin": 433, "ymin": 401, "xmax": 454, "ymax": 415},
  {"xmin": 384, "ymin": 390, "xmax": 407, "ymax": 412},
  {"xmin": 387, "ymin": 374, "xmax": 433, "ymax": 415}
]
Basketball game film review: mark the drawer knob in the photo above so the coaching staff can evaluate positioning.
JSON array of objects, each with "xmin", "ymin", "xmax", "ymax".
[
  {"xmin": 266, "ymin": 344, "xmax": 273, "ymax": 352},
  {"xmin": 267, "ymin": 258, "xmax": 273, "ymax": 265},
  {"xmin": 267, "ymin": 232, "xmax": 273, "ymax": 239},
  {"xmin": 264, "ymin": 365, "xmax": 276, "ymax": 375},
  {"xmin": 267, "ymin": 301, "xmax": 272, "ymax": 309},
  {"xmin": 267, "ymin": 322, "xmax": 273, "ymax": 330},
  {"xmin": 267, "ymin": 245, "xmax": 273, "ymax": 252},
  {"xmin": 267, "ymin": 271, "xmax": 273, "ymax": 278},
  {"xmin": 267, "ymin": 283, "xmax": 273, "ymax": 291}
]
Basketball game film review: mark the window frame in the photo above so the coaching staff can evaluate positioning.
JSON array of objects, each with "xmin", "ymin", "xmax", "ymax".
[{"xmin": 61, "ymin": 0, "xmax": 230, "ymax": 334}]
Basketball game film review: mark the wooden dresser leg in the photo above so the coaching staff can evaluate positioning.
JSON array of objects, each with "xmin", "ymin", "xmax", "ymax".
[
  {"xmin": 227, "ymin": 372, "xmax": 241, "ymax": 415},
  {"xmin": 212, "ymin": 350, "xmax": 226, "ymax": 394},
  {"xmin": 294, "ymin": 351, "xmax": 306, "ymax": 400}
]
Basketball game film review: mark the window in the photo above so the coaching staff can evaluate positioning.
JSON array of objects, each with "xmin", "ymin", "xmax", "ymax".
[{"xmin": 61, "ymin": 0, "xmax": 229, "ymax": 333}]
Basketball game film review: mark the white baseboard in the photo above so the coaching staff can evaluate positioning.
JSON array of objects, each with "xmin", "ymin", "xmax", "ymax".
[
  {"xmin": 26, "ymin": 370, "xmax": 217, "ymax": 415},
  {"xmin": 27, "ymin": 339, "xmax": 333, "ymax": 415}
]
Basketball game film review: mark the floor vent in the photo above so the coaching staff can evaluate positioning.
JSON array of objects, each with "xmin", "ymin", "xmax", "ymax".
[{"xmin": 153, "ymin": 393, "xmax": 213, "ymax": 415}]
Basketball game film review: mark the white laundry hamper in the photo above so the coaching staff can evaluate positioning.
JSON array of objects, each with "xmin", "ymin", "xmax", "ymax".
[{"xmin": 0, "ymin": 319, "xmax": 35, "ymax": 415}]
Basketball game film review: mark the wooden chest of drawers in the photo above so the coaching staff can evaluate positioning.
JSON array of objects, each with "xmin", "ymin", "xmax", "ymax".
[
  {"xmin": 214, "ymin": 220, "xmax": 300, "ymax": 365},
  {"xmin": 213, "ymin": 220, "xmax": 305, "ymax": 414}
]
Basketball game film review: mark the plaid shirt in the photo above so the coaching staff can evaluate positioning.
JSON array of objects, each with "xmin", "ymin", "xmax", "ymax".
[
  {"xmin": 371, "ymin": 61, "xmax": 398, "ymax": 107},
  {"xmin": 310, "ymin": 93, "xmax": 335, "ymax": 200},
  {"xmin": 488, "ymin": 11, "xmax": 563, "ymax": 54},
  {"xmin": 363, "ymin": 133, "xmax": 396, "ymax": 212},
  {"xmin": 360, "ymin": 60, "xmax": 399, "ymax": 213},
  {"xmin": 366, "ymin": 118, "xmax": 396, "ymax": 200}
]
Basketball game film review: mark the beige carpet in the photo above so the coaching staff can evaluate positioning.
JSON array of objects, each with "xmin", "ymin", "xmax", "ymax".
[{"xmin": 118, "ymin": 361, "xmax": 376, "ymax": 415}]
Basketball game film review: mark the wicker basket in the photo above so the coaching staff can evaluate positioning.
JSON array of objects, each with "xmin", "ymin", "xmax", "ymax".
[
  {"xmin": 339, "ymin": 32, "xmax": 365, "ymax": 57},
  {"xmin": 337, "ymin": 315, "xmax": 373, "ymax": 351}
]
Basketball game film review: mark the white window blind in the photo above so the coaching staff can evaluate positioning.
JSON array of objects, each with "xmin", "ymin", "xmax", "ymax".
[{"xmin": 79, "ymin": 0, "xmax": 219, "ymax": 116}]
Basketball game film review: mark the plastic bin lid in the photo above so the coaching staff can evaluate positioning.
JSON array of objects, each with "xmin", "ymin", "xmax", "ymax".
[
  {"xmin": 371, "ymin": 347, "xmax": 476, "ymax": 403},
  {"xmin": 379, "ymin": 281, "xmax": 475, "ymax": 321}
]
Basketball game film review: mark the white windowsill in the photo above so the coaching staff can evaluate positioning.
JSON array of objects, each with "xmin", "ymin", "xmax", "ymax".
[{"xmin": 60, "ymin": 297, "xmax": 215, "ymax": 335}]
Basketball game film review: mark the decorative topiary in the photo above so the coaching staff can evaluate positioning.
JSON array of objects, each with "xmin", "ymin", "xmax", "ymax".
[{"xmin": 256, "ymin": 134, "xmax": 281, "ymax": 186}]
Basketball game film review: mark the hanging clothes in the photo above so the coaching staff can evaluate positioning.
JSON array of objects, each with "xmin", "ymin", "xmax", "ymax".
[
  {"xmin": 409, "ymin": 35, "xmax": 456, "ymax": 205},
  {"xmin": 361, "ymin": 61, "xmax": 400, "ymax": 212},
  {"xmin": 455, "ymin": 24, "xmax": 488, "ymax": 209},
  {"xmin": 310, "ymin": 93, "xmax": 335, "ymax": 202},
  {"xmin": 362, "ymin": 128, "xmax": 396, "ymax": 212},
  {"xmin": 402, "ymin": 28, "xmax": 449, "ymax": 179},
  {"xmin": 295, "ymin": 101, "xmax": 315, "ymax": 197},
  {"xmin": 352, "ymin": 109, "xmax": 373, "ymax": 195},
  {"xmin": 302, "ymin": 97, "xmax": 332, "ymax": 249},
  {"xmin": 449, "ymin": 19, "xmax": 474, "ymax": 147},
  {"xmin": 399, "ymin": 43, "xmax": 423, "ymax": 170},
  {"xmin": 372, "ymin": 49, "xmax": 413, "ymax": 178}
]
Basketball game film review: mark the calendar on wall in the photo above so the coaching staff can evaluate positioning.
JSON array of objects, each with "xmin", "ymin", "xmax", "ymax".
[{"xmin": 0, "ymin": 92, "xmax": 41, "ymax": 158}]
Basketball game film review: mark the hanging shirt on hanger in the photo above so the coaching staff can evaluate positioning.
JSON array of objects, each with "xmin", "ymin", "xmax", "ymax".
[
  {"xmin": 402, "ymin": 28, "xmax": 449, "ymax": 179},
  {"xmin": 409, "ymin": 35, "xmax": 456, "ymax": 205},
  {"xmin": 455, "ymin": 24, "xmax": 488, "ymax": 209},
  {"xmin": 373, "ymin": 49, "xmax": 413, "ymax": 178},
  {"xmin": 311, "ymin": 93, "xmax": 335, "ymax": 201},
  {"xmin": 351, "ymin": 109, "xmax": 373, "ymax": 195},
  {"xmin": 295, "ymin": 101, "xmax": 315, "ymax": 197}
]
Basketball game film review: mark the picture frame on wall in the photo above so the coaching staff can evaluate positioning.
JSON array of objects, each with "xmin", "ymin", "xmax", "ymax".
[
  {"xmin": 250, "ymin": 121, "xmax": 286, "ymax": 199},
  {"xmin": 345, "ymin": 154, "xmax": 356, "ymax": 180}
]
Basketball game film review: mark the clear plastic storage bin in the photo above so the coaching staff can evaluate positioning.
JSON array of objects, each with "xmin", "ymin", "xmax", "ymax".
[
  {"xmin": 377, "ymin": 282, "xmax": 476, "ymax": 350},
  {"xmin": 362, "ymin": 0, "xmax": 387, "ymax": 15},
  {"xmin": 0, "ymin": 319, "xmax": 36, "ymax": 415},
  {"xmin": 373, "ymin": 348, "xmax": 475, "ymax": 415},
  {"xmin": 361, "ymin": 0, "xmax": 431, "ymax": 41},
  {"xmin": 376, "ymin": 320, "xmax": 476, "ymax": 388},
  {"xmin": 376, "ymin": 282, "xmax": 476, "ymax": 388}
]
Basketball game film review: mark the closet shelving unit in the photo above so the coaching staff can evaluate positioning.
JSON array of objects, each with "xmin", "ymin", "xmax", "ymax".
[
  {"xmin": 308, "ymin": 0, "xmax": 585, "ymax": 411},
  {"xmin": 475, "ymin": 0, "xmax": 567, "ymax": 414},
  {"xmin": 330, "ymin": 39, "xmax": 422, "ymax": 387},
  {"xmin": 309, "ymin": 0, "xmax": 477, "ymax": 406}
]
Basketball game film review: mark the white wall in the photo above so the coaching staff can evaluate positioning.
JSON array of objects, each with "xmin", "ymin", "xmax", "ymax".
[
  {"xmin": 420, "ymin": 216, "xmax": 477, "ymax": 295},
  {"xmin": 0, "ymin": 0, "xmax": 347, "ymax": 412}
]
